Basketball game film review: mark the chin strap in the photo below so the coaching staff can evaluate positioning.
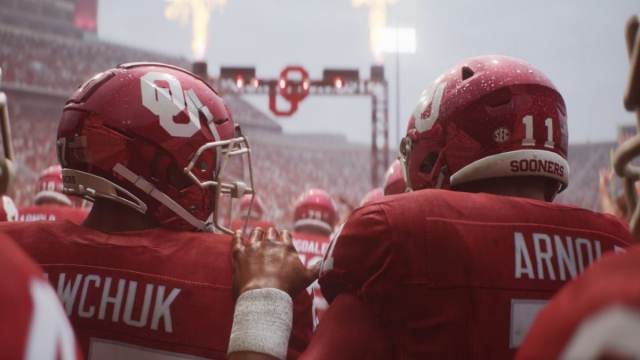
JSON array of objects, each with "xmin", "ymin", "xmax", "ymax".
[
  {"xmin": 62, "ymin": 168, "xmax": 148, "ymax": 214},
  {"xmin": 113, "ymin": 163, "xmax": 212, "ymax": 231},
  {"xmin": 63, "ymin": 165, "xmax": 213, "ymax": 232},
  {"xmin": 398, "ymin": 137, "xmax": 414, "ymax": 192}
]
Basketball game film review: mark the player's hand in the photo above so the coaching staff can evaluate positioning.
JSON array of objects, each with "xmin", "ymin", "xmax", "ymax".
[{"xmin": 231, "ymin": 227, "xmax": 319, "ymax": 299}]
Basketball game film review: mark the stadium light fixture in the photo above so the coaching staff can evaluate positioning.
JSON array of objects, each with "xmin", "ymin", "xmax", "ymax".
[
  {"xmin": 379, "ymin": 27, "xmax": 417, "ymax": 54},
  {"xmin": 379, "ymin": 26, "xmax": 417, "ymax": 149}
]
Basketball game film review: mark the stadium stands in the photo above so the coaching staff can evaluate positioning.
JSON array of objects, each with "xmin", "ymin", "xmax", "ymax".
[
  {"xmin": 249, "ymin": 132, "xmax": 370, "ymax": 225},
  {"xmin": 5, "ymin": 105, "xmax": 370, "ymax": 226},
  {"xmin": 225, "ymin": 95, "xmax": 282, "ymax": 133},
  {"xmin": 556, "ymin": 142, "xmax": 617, "ymax": 211},
  {"xmin": 0, "ymin": 0, "xmax": 80, "ymax": 39},
  {"xmin": 9, "ymin": 99, "xmax": 59, "ymax": 206},
  {"xmin": 0, "ymin": 23, "xmax": 289, "ymax": 211},
  {"xmin": 0, "ymin": 19, "xmax": 619, "ymax": 226},
  {"xmin": 0, "ymin": 24, "xmax": 190, "ymax": 92}
]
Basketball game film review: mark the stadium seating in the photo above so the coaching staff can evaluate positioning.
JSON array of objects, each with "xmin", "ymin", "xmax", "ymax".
[
  {"xmin": 555, "ymin": 142, "xmax": 617, "ymax": 211},
  {"xmin": 0, "ymin": 24, "xmax": 189, "ymax": 92},
  {"xmin": 249, "ymin": 135, "xmax": 370, "ymax": 226},
  {"xmin": 0, "ymin": 22, "xmax": 616, "ymax": 226}
]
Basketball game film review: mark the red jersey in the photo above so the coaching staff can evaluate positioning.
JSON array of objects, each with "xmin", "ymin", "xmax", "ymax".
[
  {"xmin": 18, "ymin": 205, "xmax": 88, "ymax": 224},
  {"xmin": 0, "ymin": 234, "xmax": 80, "ymax": 360},
  {"xmin": 517, "ymin": 245, "xmax": 640, "ymax": 360},
  {"xmin": 230, "ymin": 218, "xmax": 275, "ymax": 235},
  {"xmin": 1, "ymin": 221, "xmax": 312, "ymax": 360},
  {"xmin": 319, "ymin": 189, "xmax": 632, "ymax": 359},
  {"xmin": 301, "ymin": 294, "xmax": 391, "ymax": 360},
  {"xmin": 292, "ymin": 231, "xmax": 332, "ymax": 328}
]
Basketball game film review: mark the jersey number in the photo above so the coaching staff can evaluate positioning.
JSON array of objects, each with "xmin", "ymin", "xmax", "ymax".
[
  {"xmin": 25, "ymin": 279, "xmax": 77, "ymax": 360},
  {"xmin": 307, "ymin": 210, "xmax": 325, "ymax": 221}
]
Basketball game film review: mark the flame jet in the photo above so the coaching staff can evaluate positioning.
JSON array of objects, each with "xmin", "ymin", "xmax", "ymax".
[
  {"xmin": 352, "ymin": 0, "xmax": 398, "ymax": 63},
  {"xmin": 165, "ymin": 0, "xmax": 227, "ymax": 60}
]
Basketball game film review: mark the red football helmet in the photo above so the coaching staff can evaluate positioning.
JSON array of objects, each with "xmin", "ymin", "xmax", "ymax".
[
  {"xmin": 34, "ymin": 165, "xmax": 71, "ymax": 206},
  {"xmin": 383, "ymin": 159, "xmax": 406, "ymax": 195},
  {"xmin": 239, "ymin": 193, "xmax": 264, "ymax": 219},
  {"xmin": 399, "ymin": 55, "xmax": 568, "ymax": 199},
  {"xmin": 57, "ymin": 63, "xmax": 254, "ymax": 233},
  {"xmin": 293, "ymin": 189, "xmax": 338, "ymax": 234},
  {"xmin": 359, "ymin": 187, "xmax": 384, "ymax": 206}
]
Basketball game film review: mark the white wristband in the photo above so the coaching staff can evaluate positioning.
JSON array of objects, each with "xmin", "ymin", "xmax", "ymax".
[{"xmin": 227, "ymin": 288, "xmax": 293, "ymax": 360}]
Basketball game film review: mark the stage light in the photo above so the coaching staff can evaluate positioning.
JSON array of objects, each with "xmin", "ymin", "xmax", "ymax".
[
  {"xmin": 323, "ymin": 69, "xmax": 359, "ymax": 89},
  {"xmin": 220, "ymin": 67, "xmax": 256, "ymax": 86},
  {"xmin": 252, "ymin": 78, "xmax": 260, "ymax": 88},
  {"xmin": 279, "ymin": 79, "xmax": 286, "ymax": 89},
  {"xmin": 303, "ymin": 80, "xmax": 310, "ymax": 91}
]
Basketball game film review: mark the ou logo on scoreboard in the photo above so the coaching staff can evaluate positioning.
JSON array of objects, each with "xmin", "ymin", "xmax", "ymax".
[{"xmin": 140, "ymin": 72, "xmax": 212, "ymax": 138}]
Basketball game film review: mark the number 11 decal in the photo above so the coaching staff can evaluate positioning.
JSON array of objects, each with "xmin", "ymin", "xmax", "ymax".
[{"xmin": 522, "ymin": 115, "xmax": 555, "ymax": 148}]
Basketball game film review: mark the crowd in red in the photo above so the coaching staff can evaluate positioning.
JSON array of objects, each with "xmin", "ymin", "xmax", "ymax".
[
  {"xmin": 0, "ymin": 22, "xmax": 613, "ymax": 224},
  {"xmin": 0, "ymin": 24, "xmax": 189, "ymax": 92},
  {"xmin": 0, "ymin": 22, "xmax": 376, "ymax": 225}
]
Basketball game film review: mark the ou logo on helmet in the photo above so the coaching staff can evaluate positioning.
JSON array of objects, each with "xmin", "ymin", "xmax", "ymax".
[
  {"xmin": 414, "ymin": 81, "xmax": 446, "ymax": 133},
  {"xmin": 140, "ymin": 72, "xmax": 214, "ymax": 138}
]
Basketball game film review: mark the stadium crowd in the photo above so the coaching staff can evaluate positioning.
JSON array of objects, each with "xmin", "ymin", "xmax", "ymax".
[
  {"xmin": 0, "ymin": 24, "xmax": 373, "ymax": 221},
  {"xmin": 0, "ymin": 20, "xmax": 620, "ymax": 219},
  {"xmin": 0, "ymin": 23, "xmax": 189, "ymax": 92}
]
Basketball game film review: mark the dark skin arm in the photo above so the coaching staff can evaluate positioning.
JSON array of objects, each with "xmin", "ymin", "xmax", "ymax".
[
  {"xmin": 229, "ymin": 227, "xmax": 318, "ymax": 360},
  {"xmin": 229, "ymin": 227, "xmax": 390, "ymax": 360}
]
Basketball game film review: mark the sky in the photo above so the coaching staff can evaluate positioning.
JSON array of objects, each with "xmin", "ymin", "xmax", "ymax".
[{"xmin": 98, "ymin": 0, "xmax": 639, "ymax": 146}]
